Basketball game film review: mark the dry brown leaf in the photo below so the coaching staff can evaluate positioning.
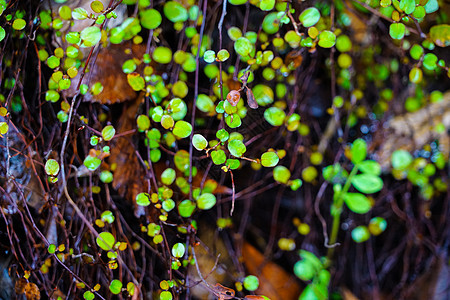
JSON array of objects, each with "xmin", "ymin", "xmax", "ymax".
[
  {"xmin": 242, "ymin": 242, "xmax": 301, "ymax": 300},
  {"xmin": 14, "ymin": 278, "xmax": 27, "ymax": 295},
  {"xmin": 24, "ymin": 282, "xmax": 40, "ymax": 300},
  {"xmin": 212, "ymin": 283, "xmax": 235, "ymax": 300},
  {"xmin": 66, "ymin": 43, "xmax": 146, "ymax": 104}
]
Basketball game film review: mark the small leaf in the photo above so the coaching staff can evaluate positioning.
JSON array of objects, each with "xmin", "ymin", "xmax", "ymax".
[
  {"xmin": 228, "ymin": 140, "xmax": 246, "ymax": 157},
  {"xmin": 261, "ymin": 152, "xmax": 279, "ymax": 167},
  {"xmin": 234, "ymin": 37, "xmax": 252, "ymax": 57},
  {"xmin": 127, "ymin": 73, "xmax": 145, "ymax": 91},
  {"xmin": 178, "ymin": 200, "xmax": 196, "ymax": 217},
  {"xmin": 389, "ymin": 23, "xmax": 406, "ymax": 40},
  {"xmin": 399, "ymin": 0, "xmax": 415, "ymax": 14},
  {"xmin": 109, "ymin": 279, "xmax": 122, "ymax": 295},
  {"xmin": 351, "ymin": 174, "xmax": 383, "ymax": 194},
  {"xmin": 243, "ymin": 275, "xmax": 259, "ymax": 291},
  {"xmin": 45, "ymin": 159, "xmax": 60, "ymax": 176},
  {"xmin": 264, "ymin": 107, "xmax": 286, "ymax": 126},
  {"xmin": 72, "ymin": 7, "xmax": 88, "ymax": 20},
  {"xmin": 160, "ymin": 291, "xmax": 173, "ymax": 300},
  {"xmin": 96, "ymin": 232, "xmax": 115, "ymax": 251},
  {"xmin": 299, "ymin": 7, "xmax": 320, "ymax": 27},
  {"xmin": 351, "ymin": 139, "xmax": 367, "ymax": 164},
  {"xmin": 217, "ymin": 49, "xmax": 230, "ymax": 62},
  {"xmin": 391, "ymin": 150, "xmax": 412, "ymax": 170},
  {"xmin": 211, "ymin": 150, "xmax": 227, "ymax": 165},
  {"xmin": 80, "ymin": 26, "xmax": 101, "ymax": 47},
  {"xmin": 161, "ymin": 168, "xmax": 176, "ymax": 186},
  {"xmin": 171, "ymin": 243, "xmax": 185, "ymax": 258},
  {"xmin": 358, "ymin": 160, "xmax": 381, "ymax": 176},
  {"xmin": 351, "ymin": 226, "xmax": 370, "ymax": 243},
  {"xmin": 164, "ymin": 1, "xmax": 188, "ymax": 23},
  {"xmin": 84, "ymin": 155, "xmax": 101, "ymax": 171},
  {"xmin": 273, "ymin": 166, "xmax": 291, "ymax": 184},
  {"xmin": 173, "ymin": 120, "xmax": 192, "ymax": 138},
  {"xmin": 91, "ymin": 1, "xmax": 104, "ymax": 13},
  {"xmin": 343, "ymin": 193, "xmax": 372, "ymax": 214},
  {"xmin": 102, "ymin": 125, "xmax": 115, "ymax": 141},
  {"xmin": 140, "ymin": 8, "xmax": 162, "ymax": 29},
  {"xmin": 192, "ymin": 134, "xmax": 208, "ymax": 150},
  {"xmin": 12, "ymin": 19, "xmax": 26, "ymax": 30},
  {"xmin": 203, "ymin": 50, "xmax": 216, "ymax": 63},
  {"xmin": 0, "ymin": 26, "xmax": 5, "ymax": 42},
  {"xmin": 227, "ymin": 90, "xmax": 241, "ymax": 106},
  {"xmin": 136, "ymin": 192, "xmax": 151, "ymax": 206},
  {"xmin": 197, "ymin": 193, "xmax": 216, "ymax": 210},
  {"xmin": 318, "ymin": 30, "xmax": 336, "ymax": 48},
  {"xmin": 216, "ymin": 129, "xmax": 229, "ymax": 142}
]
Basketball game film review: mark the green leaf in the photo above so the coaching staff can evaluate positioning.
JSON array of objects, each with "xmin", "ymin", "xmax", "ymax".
[
  {"xmin": 127, "ymin": 73, "xmax": 145, "ymax": 91},
  {"xmin": 102, "ymin": 125, "xmax": 115, "ymax": 141},
  {"xmin": 391, "ymin": 150, "xmax": 412, "ymax": 170},
  {"xmin": 211, "ymin": 150, "xmax": 226, "ymax": 165},
  {"xmin": 164, "ymin": 1, "xmax": 188, "ymax": 23},
  {"xmin": 225, "ymin": 113, "xmax": 242, "ymax": 128},
  {"xmin": 409, "ymin": 44, "xmax": 424, "ymax": 60},
  {"xmin": 178, "ymin": 200, "xmax": 196, "ymax": 217},
  {"xmin": 196, "ymin": 94, "xmax": 215, "ymax": 113},
  {"xmin": 273, "ymin": 166, "xmax": 291, "ymax": 184},
  {"xmin": 45, "ymin": 159, "xmax": 60, "ymax": 176},
  {"xmin": 228, "ymin": 139, "xmax": 246, "ymax": 157},
  {"xmin": 226, "ymin": 158, "xmax": 240, "ymax": 169},
  {"xmin": 203, "ymin": 50, "xmax": 216, "ymax": 63},
  {"xmin": 109, "ymin": 279, "xmax": 123, "ymax": 295},
  {"xmin": 160, "ymin": 291, "xmax": 173, "ymax": 300},
  {"xmin": 351, "ymin": 174, "xmax": 383, "ymax": 194},
  {"xmin": 216, "ymin": 129, "xmax": 229, "ymax": 142},
  {"xmin": 140, "ymin": 9, "xmax": 162, "ymax": 29},
  {"xmin": 192, "ymin": 134, "xmax": 208, "ymax": 150},
  {"xmin": 253, "ymin": 84, "xmax": 274, "ymax": 106},
  {"xmin": 243, "ymin": 275, "xmax": 259, "ymax": 291},
  {"xmin": 217, "ymin": 49, "xmax": 230, "ymax": 62},
  {"xmin": 161, "ymin": 168, "xmax": 176, "ymax": 185},
  {"xmin": 136, "ymin": 192, "xmax": 151, "ymax": 206},
  {"xmin": 173, "ymin": 120, "xmax": 192, "ymax": 138},
  {"xmin": 228, "ymin": 0, "xmax": 248, "ymax": 5},
  {"xmin": 83, "ymin": 291, "xmax": 95, "ymax": 300},
  {"xmin": 153, "ymin": 46, "xmax": 173, "ymax": 64},
  {"xmin": 262, "ymin": 12, "xmax": 281, "ymax": 34},
  {"xmin": 12, "ymin": 18, "xmax": 26, "ymax": 30},
  {"xmin": 389, "ymin": 23, "xmax": 406, "ymax": 40},
  {"xmin": 358, "ymin": 160, "xmax": 381, "ymax": 176},
  {"xmin": 72, "ymin": 7, "xmax": 88, "ymax": 20},
  {"xmin": 318, "ymin": 30, "xmax": 336, "ymax": 48},
  {"xmin": 172, "ymin": 243, "xmax": 185, "ymax": 258},
  {"xmin": 264, "ymin": 107, "xmax": 286, "ymax": 126},
  {"xmin": 260, "ymin": 0, "xmax": 275, "ymax": 11},
  {"xmin": 424, "ymin": 0, "xmax": 439, "ymax": 13},
  {"xmin": 84, "ymin": 155, "xmax": 101, "ymax": 171},
  {"xmin": 234, "ymin": 37, "xmax": 252, "ymax": 57},
  {"xmin": 227, "ymin": 27, "xmax": 242, "ymax": 40},
  {"xmin": 0, "ymin": 26, "xmax": 5, "ymax": 42},
  {"xmin": 423, "ymin": 53, "xmax": 438, "ymax": 70},
  {"xmin": 96, "ymin": 232, "xmax": 115, "ymax": 251},
  {"xmin": 80, "ymin": 26, "xmax": 101, "ymax": 47},
  {"xmin": 261, "ymin": 152, "xmax": 279, "ymax": 167},
  {"xmin": 48, "ymin": 244, "xmax": 56, "ymax": 254},
  {"xmin": 294, "ymin": 260, "xmax": 315, "ymax": 281},
  {"xmin": 137, "ymin": 115, "xmax": 150, "ymax": 131},
  {"xmin": 197, "ymin": 193, "xmax": 216, "ymax": 210},
  {"xmin": 369, "ymin": 217, "xmax": 387, "ymax": 235},
  {"xmin": 351, "ymin": 226, "xmax": 370, "ymax": 243},
  {"xmin": 299, "ymin": 7, "xmax": 320, "ymax": 27},
  {"xmin": 399, "ymin": 0, "xmax": 415, "ymax": 14},
  {"xmin": 343, "ymin": 193, "xmax": 372, "ymax": 214},
  {"xmin": 351, "ymin": 139, "xmax": 367, "ymax": 164},
  {"xmin": 409, "ymin": 67, "xmax": 422, "ymax": 84}
]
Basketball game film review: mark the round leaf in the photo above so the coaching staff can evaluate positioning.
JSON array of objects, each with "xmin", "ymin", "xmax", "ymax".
[
  {"xmin": 318, "ymin": 30, "xmax": 336, "ymax": 48},
  {"xmin": 351, "ymin": 226, "xmax": 370, "ymax": 243},
  {"xmin": 299, "ymin": 7, "xmax": 320, "ymax": 27},
  {"xmin": 178, "ymin": 200, "xmax": 196, "ymax": 217},
  {"xmin": 164, "ymin": 1, "xmax": 188, "ymax": 23},
  {"xmin": 83, "ymin": 155, "xmax": 101, "ymax": 171},
  {"xmin": 140, "ymin": 9, "xmax": 162, "ymax": 29},
  {"xmin": 261, "ymin": 152, "xmax": 279, "ymax": 167},
  {"xmin": 243, "ymin": 275, "xmax": 259, "ymax": 291},
  {"xmin": 109, "ymin": 279, "xmax": 122, "ymax": 295},
  {"xmin": 234, "ymin": 37, "xmax": 252, "ymax": 57},
  {"xmin": 161, "ymin": 168, "xmax": 176, "ymax": 185},
  {"xmin": 358, "ymin": 160, "xmax": 381, "ymax": 176},
  {"xmin": 197, "ymin": 193, "xmax": 216, "ymax": 210},
  {"xmin": 173, "ymin": 120, "xmax": 192, "ymax": 138},
  {"xmin": 351, "ymin": 139, "xmax": 367, "ymax": 164},
  {"xmin": 96, "ymin": 232, "xmax": 115, "ymax": 251},
  {"xmin": 102, "ymin": 125, "xmax": 115, "ymax": 141},
  {"xmin": 391, "ymin": 150, "xmax": 412, "ymax": 170},
  {"xmin": 211, "ymin": 150, "xmax": 227, "ymax": 165},
  {"xmin": 264, "ymin": 107, "xmax": 286, "ymax": 126},
  {"xmin": 127, "ymin": 72, "xmax": 145, "ymax": 91},
  {"xmin": 192, "ymin": 134, "xmax": 207, "ymax": 150},
  {"xmin": 228, "ymin": 139, "xmax": 246, "ymax": 157},
  {"xmin": 45, "ymin": 159, "xmax": 60, "ymax": 176},
  {"xmin": 80, "ymin": 26, "xmax": 101, "ymax": 47},
  {"xmin": 136, "ymin": 192, "xmax": 151, "ymax": 206},
  {"xmin": 171, "ymin": 243, "xmax": 185, "ymax": 258},
  {"xmin": 273, "ymin": 166, "xmax": 291, "ymax": 184},
  {"xmin": 203, "ymin": 50, "xmax": 216, "ymax": 63},
  {"xmin": 389, "ymin": 23, "xmax": 405, "ymax": 40}
]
